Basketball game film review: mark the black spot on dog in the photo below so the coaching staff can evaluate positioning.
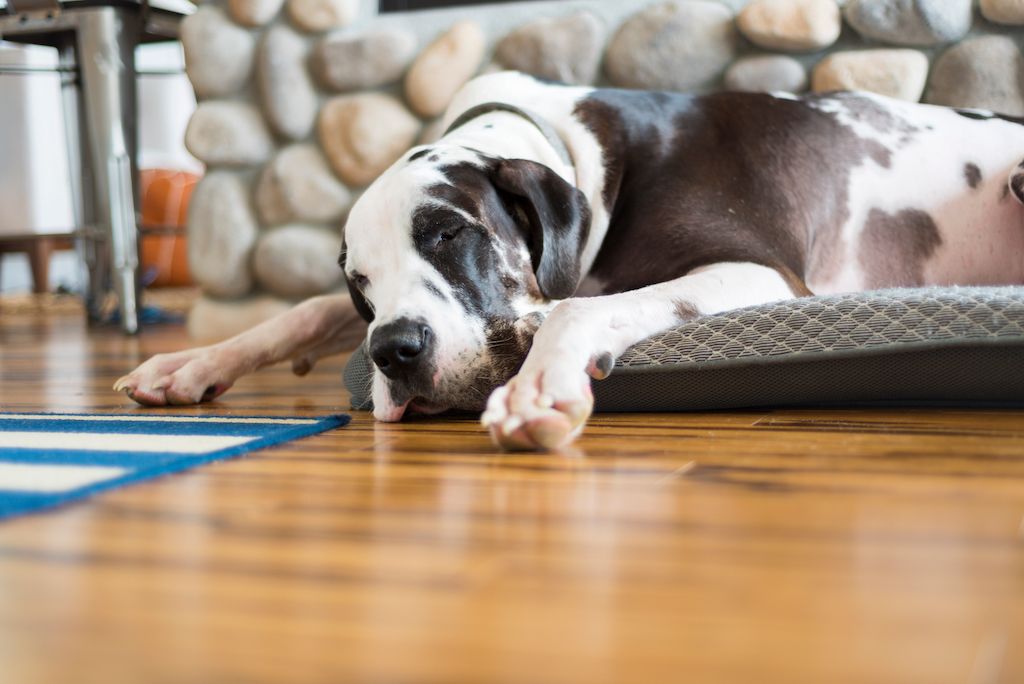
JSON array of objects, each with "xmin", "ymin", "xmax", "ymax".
[
  {"xmin": 572, "ymin": 89, "xmax": 696, "ymax": 214},
  {"xmin": 428, "ymin": 154, "xmax": 440, "ymax": 162},
  {"xmin": 964, "ymin": 163, "xmax": 982, "ymax": 189},
  {"xmin": 572, "ymin": 89, "xmax": 898, "ymax": 294},
  {"xmin": 954, "ymin": 109, "xmax": 1024, "ymax": 125},
  {"xmin": 426, "ymin": 171, "xmax": 485, "ymax": 218},
  {"xmin": 339, "ymin": 238, "xmax": 375, "ymax": 323},
  {"xmin": 408, "ymin": 148, "xmax": 432, "ymax": 162},
  {"xmin": 411, "ymin": 161, "xmax": 531, "ymax": 321},
  {"xmin": 1011, "ymin": 173, "xmax": 1024, "ymax": 204},
  {"xmin": 830, "ymin": 91, "xmax": 919, "ymax": 138},
  {"xmin": 955, "ymin": 109, "xmax": 992, "ymax": 121},
  {"xmin": 423, "ymin": 279, "xmax": 446, "ymax": 300},
  {"xmin": 858, "ymin": 208, "xmax": 942, "ymax": 288},
  {"xmin": 674, "ymin": 300, "xmax": 699, "ymax": 321}
]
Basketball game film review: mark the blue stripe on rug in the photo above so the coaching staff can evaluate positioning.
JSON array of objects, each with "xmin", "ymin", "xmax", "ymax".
[
  {"xmin": 0, "ymin": 413, "xmax": 350, "ymax": 520},
  {"xmin": 0, "ymin": 413, "xmax": 331, "ymax": 436}
]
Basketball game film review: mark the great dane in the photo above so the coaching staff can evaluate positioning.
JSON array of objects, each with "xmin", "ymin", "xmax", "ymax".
[{"xmin": 117, "ymin": 71, "xmax": 1024, "ymax": 450}]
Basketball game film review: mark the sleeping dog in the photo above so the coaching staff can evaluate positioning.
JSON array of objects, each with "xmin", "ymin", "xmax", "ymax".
[{"xmin": 116, "ymin": 71, "xmax": 1024, "ymax": 450}]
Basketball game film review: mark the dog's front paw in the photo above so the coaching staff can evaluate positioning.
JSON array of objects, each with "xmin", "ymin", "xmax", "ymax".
[
  {"xmin": 481, "ymin": 365, "xmax": 594, "ymax": 451},
  {"xmin": 113, "ymin": 348, "xmax": 234, "ymax": 406}
]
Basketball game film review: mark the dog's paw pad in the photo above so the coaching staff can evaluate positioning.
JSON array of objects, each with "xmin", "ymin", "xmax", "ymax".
[{"xmin": 482, "ymin": 369, "xmax": 593, "ymax": 451}]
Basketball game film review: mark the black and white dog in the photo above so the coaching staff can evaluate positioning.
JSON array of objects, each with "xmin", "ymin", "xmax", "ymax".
[{"xmin": 117, "ymin": 71, "xmax": 1024, "ymax": 450}]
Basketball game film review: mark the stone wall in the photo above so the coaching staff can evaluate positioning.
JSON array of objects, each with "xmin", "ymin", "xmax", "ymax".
[{"xmin": 179, "ymin": 0, "xmax": 1024, "ymax": 340}]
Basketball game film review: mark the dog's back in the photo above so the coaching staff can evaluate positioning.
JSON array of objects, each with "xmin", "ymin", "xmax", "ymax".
[{"xmin": 450, "ymin": 73, "xmax": 1024, "ymax": 296}]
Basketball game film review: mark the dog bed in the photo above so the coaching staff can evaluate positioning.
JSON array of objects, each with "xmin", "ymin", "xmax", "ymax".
[{"xmin": 343, "ymin": 287, "xmax": 1024, "ymax": 412}]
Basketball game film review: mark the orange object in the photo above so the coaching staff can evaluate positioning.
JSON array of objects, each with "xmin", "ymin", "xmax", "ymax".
[{"xmin": 139, "ymin": 168, "xmax": 200, "ymax": 288}]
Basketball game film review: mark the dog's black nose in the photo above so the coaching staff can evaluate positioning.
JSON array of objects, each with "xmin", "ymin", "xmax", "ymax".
[{"xmin": 369, "ymin": 317, "xmax": 434, "ymax": 382}]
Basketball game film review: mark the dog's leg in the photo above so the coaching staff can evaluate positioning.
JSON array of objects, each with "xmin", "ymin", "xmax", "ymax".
[
  {"xmin": 481, "ymin": 262, "xmax": 805, "ymax": 450},
  {"xmin": 114, "ymin": 294, "xmax": 367, "ymax": 406}
]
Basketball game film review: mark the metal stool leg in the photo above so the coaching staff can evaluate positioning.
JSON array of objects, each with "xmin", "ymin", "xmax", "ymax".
[
  {"xmin": 76, "ymin": 7, "xmax": 141, "ymax": 334},
  {"xmin": 57, "ymin": 40, "xmax": 102, "ymax": 319}
]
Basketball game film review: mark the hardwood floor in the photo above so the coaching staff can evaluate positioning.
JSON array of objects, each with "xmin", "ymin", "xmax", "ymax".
[{"xmin": 1, "ymin": 306, "xmax": 1022, "ymax": 684}]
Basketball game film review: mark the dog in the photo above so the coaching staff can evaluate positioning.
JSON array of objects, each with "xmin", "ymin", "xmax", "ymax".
[{"xmin": 116, "ymin": 71, "xmax": 1024, "ymax": 450}]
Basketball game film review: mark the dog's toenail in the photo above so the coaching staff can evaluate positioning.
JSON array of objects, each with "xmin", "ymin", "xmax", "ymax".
[{"xmin": 594, "ymin": 352, "xmax": 614, "ymax": 379}]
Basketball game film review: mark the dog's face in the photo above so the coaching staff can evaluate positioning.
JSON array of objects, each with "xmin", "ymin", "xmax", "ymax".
[{"xmin": 341, "ymin": 144, "xmax": 591, "ymax": 420}]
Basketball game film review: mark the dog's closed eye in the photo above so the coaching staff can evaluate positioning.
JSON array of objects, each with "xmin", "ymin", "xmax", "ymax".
[
  {"xmin": 434, "ymin": 222, "xmax": 466, "ymax": 247},
  {"xmin": 438, "ymin": 226, "xmax": 463, "ymax": 242}
]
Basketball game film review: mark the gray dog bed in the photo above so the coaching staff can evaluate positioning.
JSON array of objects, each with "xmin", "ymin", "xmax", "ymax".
[{"xmin": 343, "ymin": 287, "xmax": 1024, "ymax": 412}]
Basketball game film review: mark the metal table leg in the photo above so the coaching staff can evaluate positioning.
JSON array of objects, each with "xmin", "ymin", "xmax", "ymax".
[
  {"xmin": 57, "ymin": 40, "xmax": 93, "ymax": 305},
  {"xmin": 76, "ymin": 6, "xmax": 141, "ymax": 334}
]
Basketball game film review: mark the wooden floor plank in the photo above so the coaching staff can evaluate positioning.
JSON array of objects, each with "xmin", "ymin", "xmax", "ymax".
[{"xmin": 0, "ymin": 308, "xmax": 1022, "ymax": 683}]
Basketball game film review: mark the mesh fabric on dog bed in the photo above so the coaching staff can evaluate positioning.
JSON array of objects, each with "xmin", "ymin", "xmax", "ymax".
[{"xmin": 343, "ymin": 287, "xmax": 1024, "ymax": 412}]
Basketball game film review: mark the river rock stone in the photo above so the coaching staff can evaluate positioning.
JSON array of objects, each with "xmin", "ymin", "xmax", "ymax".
[
  {"xmin": 180, "ymin": 7, "xmax": 255, "ymax": 98},
  {"xmin": 188, "ymin": 294, "xmax": 292, "ymax": 342},
  {"xmin": 605, "ymin": 1, "xmax": 737, "ymax": 91},
  {"xmin": 812, "ymin": 49, "xmax": 929, "ymax": 101},
  {"xmin": 288, "ymin": 0, "xmax": 358, "ymax": 32},
  {"xmin": 980, "ymin": 0, "xmax": 1024, "ymax": 24},
  {"xmin": 418, "ymin": 118, "xmax": 447, "ymax": 145},
  {"xmin": 256, "ymin": 144, "xmax": 352, "ymax": 225},
  {"xmin": 843, "ymin": 0, "xmax": 972, "ymax": 47},
  {"xmin": 925, "ymin": 35, "xmax": 1024, "ymax": 116},
  {"xmin": 312, "ymin": 28, "xmax": 417, "ymax": 91},
  {"xmin": 493, "ymin": 11, "xmax": 604, "ymax": 85},
  {"xmin": 737, "ymin": 0, "xmax": 840, "ymax": 52},
  {"xmin": 404, "ymin": 20, "xmax": 486, "ymax": 118},
  {"xmin": 185, "ymin": 101, "xmax": 274, "ymax": 166},
  {"xmin": 257, "ymin": 25, "xmax": 317, "ymax": 140},
  {"xmin": 319, "ymin": 93, "xmax": 421, "ymax": 187},
  {"xmin": 724, "ymin": 55, "xmax": 807, "ymax": 92},
  {"xmin": 188, "ymin": 172, "xmax": 257, "ymax": 299},
  {"xmin": 227, "ymin": 0, "xmax": 284, "ymax": 27},
  {"xmin": 253, "ymin": 225, "xmax": 344, "ymax": 298}
]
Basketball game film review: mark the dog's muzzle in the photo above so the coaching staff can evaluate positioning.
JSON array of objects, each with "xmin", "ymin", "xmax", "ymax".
[{"xmin": 368, "ymin": 316, "xmax": 436, "ymax": 391}]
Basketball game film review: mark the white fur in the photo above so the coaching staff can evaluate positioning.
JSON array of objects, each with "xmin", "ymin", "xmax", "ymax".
[
  {"xmin": 347, "ymin": 160, "xmax": 488, "ymax": 420},
  {"xmin": 804, "ymin": 94, "xmax": 1024, "ymax": 292},
  {"xmin": 481, "ymin": 263, "xmax": 797, "ymax": 448}
]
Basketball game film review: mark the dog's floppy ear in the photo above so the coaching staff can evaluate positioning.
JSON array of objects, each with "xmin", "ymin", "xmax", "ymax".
[
  {"xmin": 338, "ymin": 241, "xmax": 374, "ymax": 322},
  {"xmin": 491, "ymin": 158, "xmax": 591, "ymax": 300}
]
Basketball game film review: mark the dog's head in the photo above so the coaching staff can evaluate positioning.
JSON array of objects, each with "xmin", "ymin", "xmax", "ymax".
[{"xmin": 340, "ymin": 144, "xmax": 591, "ymax": 420}]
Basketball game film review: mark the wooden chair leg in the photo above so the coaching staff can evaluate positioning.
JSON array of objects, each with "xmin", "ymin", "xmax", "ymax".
[{"xmin": 26, "ymin": 238, "xmax": 53, "ymax": 294}]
